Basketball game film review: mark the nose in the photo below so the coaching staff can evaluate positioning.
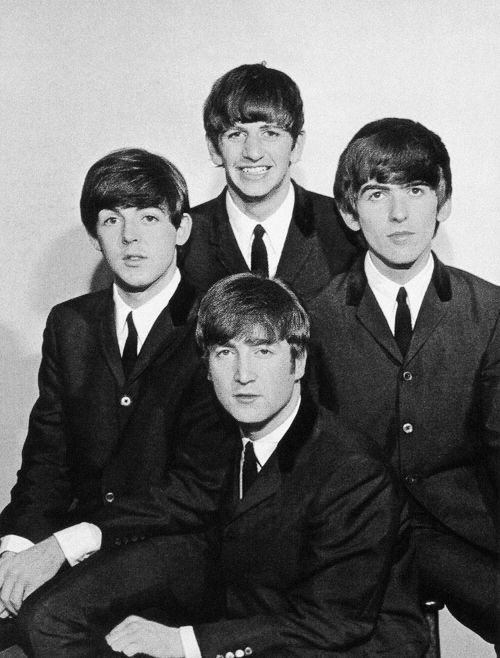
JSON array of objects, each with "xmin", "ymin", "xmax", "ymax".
[
  {"xmin": 121, "ymin": 218, "xmax": 139, "ymax": 244},
  {"xmin": 242, "ymin": 134, "xmax": 264, "ymax": 161},
  {"xmin": 234, "ymin": 354, "xmax": 255, "ymax": 384},
  {"xmin": 390, "ymin": 193, "xmax": 408, "ymax": 222}
]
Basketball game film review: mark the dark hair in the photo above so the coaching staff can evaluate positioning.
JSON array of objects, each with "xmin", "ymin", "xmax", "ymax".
[
  {"xmin": 334, "ymin": 118, "xmax": 452, "ymax": 217},
  {"xmin": 80, "ymin": 148, "xmax": 189, "ymax": 237},
  {"xmin": 196, "ymin": 273, "xmax": 309, "ymax": 362},
  {"xmin": 204, "ymin": 63, "xmax": 304, "ymax": 152}
]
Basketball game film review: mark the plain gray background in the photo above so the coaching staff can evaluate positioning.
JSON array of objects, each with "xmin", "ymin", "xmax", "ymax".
[{"xmin": 1, "ymin": 1, "xmax": 499, "ymax": 655}]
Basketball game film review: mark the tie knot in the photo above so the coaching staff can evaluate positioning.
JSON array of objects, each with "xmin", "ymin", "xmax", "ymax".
[
  {"xmin": 244, "ymin": 440, "xmax": 257, "ymax": 463},
  {"xmin": 253, "ymin": 224, "xmax": 265, "ymax": 239},
  {"xmin": 396, "ymin": 287, "xmax": 407, "ymax": 304},
  {"xmin": 126, "ymin": 312, "xmax": 137, "ymax": 333}
]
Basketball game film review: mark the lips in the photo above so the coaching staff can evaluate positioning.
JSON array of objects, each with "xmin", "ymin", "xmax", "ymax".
[
  {"xmin": 238, "ymin": 166, "xmax": 270, "ymax": 175},
  {"xmin": 387, "ymin": 231, "xmax": 415, "ymax": 243},
  {"xmin": 233, "ymin": 393, "xmax": 260, "ymax": 403}
]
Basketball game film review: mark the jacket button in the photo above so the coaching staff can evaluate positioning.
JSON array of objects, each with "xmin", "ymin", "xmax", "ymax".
[
  {"xmin": 104, "ymin": 491, "xmax": 115, "ymax": 503},
  {"xmin": 244, "ymin": 650, "xmax": 253, "ymax": 656},
  {"xmin": 120, "ymin": 395, "xmax": 132, "ymax": 407},
  {"xmin": 216, "ymin": 655, "xmax": 224, "ymax": 658},
  {"xmin": 225, "ymin": 653, "xmax": 235, "ymax": 658},
  {"xmin": 402, "ymin": 423, "xmax": 413, "ymax": 434},
  {"xmin": 235, "ymin": 651, "xmax": 245, "ymax": 657},
  {"xmin": 405, "ymin": 475, "xmax": 420, "ymax": 486},
  {"xmin": 402, "ymin": 371, "xmax": 413, "ymax": 381}
]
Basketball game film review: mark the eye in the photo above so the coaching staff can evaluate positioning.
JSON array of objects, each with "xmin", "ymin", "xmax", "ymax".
[
  {"xmin": 255, "ymin": 347, "xmax": 273, "ymax": 356},
  {"xmin": 214, "ymin": 348, "xmax": 232, "ymax": 357},
  {"xmin": 102, "ymin": 215, "xmax": 119, "ymax": 226},
  {"xmin": 142, "ymin": 214, "xmax": 160, "ymax": 223},
  {"xmin": 367, "ymin": 190, "xmax": 385, "ymax": 201},
  {"xmin": 261, "ymin": 129, "xmax": 281, "ymax": 140},
  {"xmin": 409, "ymin": 186, "xmax": 425, "ymax": 196},
  {"xmin": 225, "ymin": 130, "xmax": 245, "ymax": 142}
]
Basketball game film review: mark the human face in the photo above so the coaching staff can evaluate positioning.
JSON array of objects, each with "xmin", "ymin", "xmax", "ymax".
[
  {"xmin": 342, "ymin": 181, "xmax": 451, "ymax": 282},
  {"xmin": 92, "ymin": 206, "xmax": 191, "ymax": 307},
  {"xmin": 207, "ymin": 335, "xmax": 306, "ymax": 441},
  {"xmin": 207, "ymin": 122, "xmax": 304, "ymax": 219}
]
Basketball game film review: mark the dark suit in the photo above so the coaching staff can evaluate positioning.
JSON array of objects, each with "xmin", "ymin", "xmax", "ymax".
[
  {"xmin": 180, "ymin": 181, "xmax": 359, "ymax": 302},
  {"xmin": 308, "ymin": 255, "xmax": 500, "ymax": 643},
  {"xmin": 18, "ymin": 400, "xmax": 427, "ymax": 657},
  {"xmin": 0, "ymin": 277, "xmax": 220, "ymax": 542}
]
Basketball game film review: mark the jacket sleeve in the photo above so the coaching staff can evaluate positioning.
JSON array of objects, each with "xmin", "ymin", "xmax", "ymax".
[
  {"xmin": 0, "ymin": 308, "xmax": 74, "ymax": 542},
  {"xmin": 95, "ymin": 386, "xmax": 236, "ymax": 548},
  {"xmin": 480, "ymin": 309, "xmax": 500, "ymax": 506},
  {"xmin": 194, "ymin": 456, "xmax": 419, "ymax": 658}
]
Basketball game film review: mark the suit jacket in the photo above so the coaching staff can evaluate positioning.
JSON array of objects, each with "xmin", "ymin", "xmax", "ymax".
[
  {"xmin": 180, "ymin": 181, "xmax": 359, "ymax": 302},
  {"xmin": 0, "ymin": 279, "xmax": 222, "ymax": 543},
  {"xmin": 185, "ymin": 400, "xmax": 427, "ymax": 657},
  {"xmin": 308, "ymin": 255, "xmax": 500, "ymax": 554}
]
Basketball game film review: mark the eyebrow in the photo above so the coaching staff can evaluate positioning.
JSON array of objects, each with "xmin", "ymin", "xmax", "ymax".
[{"xmin": 359, "ymin": 180, "xmax": 431, "ymax": 194}]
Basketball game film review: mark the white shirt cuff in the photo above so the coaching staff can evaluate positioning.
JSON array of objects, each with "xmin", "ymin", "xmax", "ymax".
[
  {"xmin": 53, "ymin": 522, "xmax": 102, "ymax": 566},
  {"xmin": 0, "ymin": 535, "xmax": 34, "ymax": 554},
  {"xmin": 179, "ymin": 625, "xmax": 202, "ymax": 658}
]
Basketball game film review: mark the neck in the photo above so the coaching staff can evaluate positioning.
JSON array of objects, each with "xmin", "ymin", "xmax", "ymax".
[
  {"xmin": 227, "ymin": 178, "xmax": 292, "ymax": 221},
  {"xmin": 369, "ymin": 247, "xmax": 432, "ymax": 285}
]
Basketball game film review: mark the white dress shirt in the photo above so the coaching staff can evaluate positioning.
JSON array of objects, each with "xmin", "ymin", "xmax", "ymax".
[
  {"xmin": 0, "ymin": 269, "xmax": 181, "ymax": 566},
  {"xmin": 180, "ymin": 396, "xmax": 302, "ymax": 658},
  {"xmin": 364, "ymin": 252, "xmax": 434, "ymax": 332},
  {"xmin": 226, "ymin": 183, "xmax": 295, "ymax": 277}
]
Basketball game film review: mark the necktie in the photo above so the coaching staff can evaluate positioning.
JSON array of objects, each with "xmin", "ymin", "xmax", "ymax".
[
  {"xmin": 395, "ymin": 287, "xmax": 412, "ymax": 357},
  {"xmin": 251, "ymin": 224, "xmax": 269, "ymax": 277},
  {"xmin": 122, "ymin": 312, "xmax": 138, "ymax": 379},
  {"xmin": 242, "ymin": 441, "xmax": 258, "ymax": 497}
]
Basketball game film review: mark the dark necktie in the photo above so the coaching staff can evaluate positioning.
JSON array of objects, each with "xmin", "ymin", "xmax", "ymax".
[
  {"xmin": 242, "ymin": 441, "xmax": 258, "ymax": 497},
  {"xmin": 122, "ymin": 312, "xmax": 138, "ymax": 379},
  {"xmin": 251, "ymin": 224, "xmax": 269, "ymax": 277},
  {"xmin": 395, "ymin": 287, "xmax": 412, "ymax": 357}
]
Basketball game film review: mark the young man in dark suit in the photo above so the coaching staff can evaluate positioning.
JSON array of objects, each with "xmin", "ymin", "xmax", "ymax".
[
  {"xmin": 25, "ymin": 275, "xmax": 427, "ymax": 657},
  {"xmin": 309, "ymin": 118, "xmax": 500, "ymax": 649},
  {"xmin": 180, "ymin": 63, "xmax": 359, "ymax": 302},
  {"xmin": 0, "ymin": 149, "xmax": 222, "ymax": 648}
]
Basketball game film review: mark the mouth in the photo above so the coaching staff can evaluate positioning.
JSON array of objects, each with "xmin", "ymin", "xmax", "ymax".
[
  {"xmin": 238, "ymin": 166, "xmax": 271, "ymax": 176},
  {"xmin": 123, "ymin": 254, "xmax": 146, "ymax": 263},
  {"xmin": 233, "ymin": 394, "xmax": 260, "ymax": 404},
  {"xmin": 387, "ymin": 231, "xmax": 415, "ymax": 243}
]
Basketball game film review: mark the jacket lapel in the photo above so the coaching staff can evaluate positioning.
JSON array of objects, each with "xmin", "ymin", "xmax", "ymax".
[
  {"xmin": 276, "ymin": 182, "xmax": 316, "ymax": 285},
  {"xmin": 126, "ymin": 278, "xmax": 198, "ymax": 383},
  {"xmin": 346, "ymin": 259, "xmax": 403, "ymax": 363},
  {"xmin": 227, "ymin": 398, "xmax": 318, "ymax": 523},
  {"xmin": 209, "ymin": 190, "xmax": 249, "ymax": 275},
  {"xmin": 405, "ymin": 254, "xmax": 452, "ymax": 362},
  {"xmin": 98, "ymin": 290, "xmax": 125, "ymax": 387}
]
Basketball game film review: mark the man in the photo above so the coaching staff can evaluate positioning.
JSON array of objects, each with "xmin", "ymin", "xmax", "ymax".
[
  {"xmin": 181, "ymin": 62, "xmax": 359, "ymax": 302},
  {"xmin": 19, "ymin": 274, "xmax": 427, "ymax": 657},
  {"xmin": 309, "ymin": 118, "xmax": 500, "ymax": 648},
  {"xmin": 0, "ymin": 148, "xmax": 222, "ymax": 648}
]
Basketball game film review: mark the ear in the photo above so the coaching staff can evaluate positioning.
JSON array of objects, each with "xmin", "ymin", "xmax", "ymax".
[
  {"xmin": 175, "ymin": 214, "xmax": 192, "ymax": 246},
  {"xmin": 339, "ymin": 208, "xmax": 361, "ymax": 232},
  {"xmin": 206, "ymin": 136, "xmax": 223, "ymax": 167},
  {"xmin": 294, "ymin": 350, "xmax": 307, "ymax": 381},
  {"xmin": 289, "ymin": 131, "xmax": 305, "ymax": 165},
  {"xmin": 89, "ymin": 234, "xmax": 102, "ymax": 252},
  {"xmin": 436, "ymin": 198, "xmax": 452, "ymax": 225}
]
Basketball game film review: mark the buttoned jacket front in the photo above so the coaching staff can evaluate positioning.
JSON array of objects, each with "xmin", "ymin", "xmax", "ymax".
[{"xmin": 308, "ymin": 255, "xmax": 500, "ymax": 553}]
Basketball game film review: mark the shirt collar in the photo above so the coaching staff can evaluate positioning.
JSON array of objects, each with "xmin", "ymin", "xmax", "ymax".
[
  {"xmin": 241, "ymin": 395, "xmax": 301, "ymax": 469},
  {"xmin": 226, "ymin": 183, "xmax": 295, "ymax": 259},
  {"xmin": 365, "ymin": 252, "xmax": 434, "ymax": 327},
  {"xmin": 113, "ymin": 268, "xmax": 181, "ymax": 350}
]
